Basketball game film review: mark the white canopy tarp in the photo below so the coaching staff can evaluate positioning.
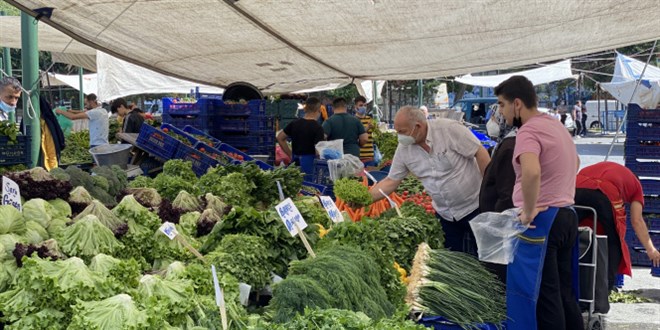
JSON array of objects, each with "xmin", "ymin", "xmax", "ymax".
[
  {"xmin": 96, "ymin": 51, "xmax": 225, "ymax": 101},
  {"xmin": 356, "ymin": 80, "xmax": 386, "ymax": 104},
  {"xmin": 454, "ymin": 60, "xmax": 575, "ymax": 87},
  {"xmin": 41, "ymin": 71, "xmax": 98, "ymax": 95},
  {"xmin": 4, "ymin": 1, "xmax": 660, "ymax": 94},
  {"xmin": 601, "ymin": 53, "xmax": 660, "ymax": 109}
]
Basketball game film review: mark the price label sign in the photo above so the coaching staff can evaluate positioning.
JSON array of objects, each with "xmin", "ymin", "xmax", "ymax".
[
  {"xmin": 158, "ymin": 222, "xmax": 178, "ymax": 240},
  {"xmin": 274, "ymin": 198, "xmax": 308, "ymax": 237},
  {"xmin": 319, "ymin": 196, "xmax": 344, "ymax": 223},
  {"xmin": 2, "ymin": 176, "xmax": 22, "ymax": 211}
]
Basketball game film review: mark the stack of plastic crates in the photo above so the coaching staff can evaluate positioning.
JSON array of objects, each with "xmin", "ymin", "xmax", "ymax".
[
  {"xmin": 208, "ymin": 100, "xmax": 276, "ymax": 163},
  {"xmin": 0, "ymin": 126, "xmax": 31, "ymax": 169},
  {"xmin": 161, "ymin": 97, "xmax": 222, "ymax": 133},
  {"xmin": 624, "ymin": 104, "xmax": 660, "ymax": 268}
]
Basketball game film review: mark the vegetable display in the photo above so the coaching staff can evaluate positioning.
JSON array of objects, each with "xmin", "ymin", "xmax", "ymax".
[
  {"xmin": 407, "ymin": 243, "xmax": 506, "ymax": 329},
  {"xmin": 333, "ymin": 177, "xmax": 372, "ymax": 208}
]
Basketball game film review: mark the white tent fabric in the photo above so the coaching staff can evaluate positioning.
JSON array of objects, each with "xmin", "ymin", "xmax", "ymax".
[
  {"xmin": 50, "ymin": 52, "xmax": 97, "ymax": 71},
  {"xmin": 4, "ymin": 1, "xmax": 660, "ymax": 94},
  {"xmin": 455, "ymin": 60, "xmax": 575, "ymax": 87},
  {"xmin": 96, "ymin": 51, "xmax": 224, "ymax": 101},
  {"xmin": 41, "ymin": 71, "xmax": 98, "ymax": 95},
  {"xmin": 601, "ymin": 54, "xmax": 660, "ymax": 109},
  {"xmin": 356, "ymin": 80, "xmax": 386, "ymax": 104}
]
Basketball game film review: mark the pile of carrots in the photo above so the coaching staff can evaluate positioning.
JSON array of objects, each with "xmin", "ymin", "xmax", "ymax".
[{"xmin": 334, "ymin": 176, "xmax": 405, "ymax": 222}]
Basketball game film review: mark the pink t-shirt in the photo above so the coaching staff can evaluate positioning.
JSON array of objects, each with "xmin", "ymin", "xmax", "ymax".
[{"xmin": 512, "ymin": 114, "xmax": 578, "ymax": 208}]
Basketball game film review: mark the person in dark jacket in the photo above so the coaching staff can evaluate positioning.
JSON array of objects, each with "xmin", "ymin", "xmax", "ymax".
[
  {"xmin": 112, "ymin": 98, "xmax": 144, "ymax": 134},
  {"xmin": 478, "ymin": 105, "xmax": 517, "ymax": 284}
]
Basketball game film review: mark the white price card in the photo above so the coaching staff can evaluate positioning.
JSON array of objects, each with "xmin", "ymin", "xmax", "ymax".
[
  {"xmin": 211, "ymin": 265, "xmax": 224, "ymax": 307},
  {"xmin": 274, "ymin": 198, "xmax": 308, "ymax": 237},
  {"xmin": 158, "ymin": 222, "xmax": 178, "ymax": 240},
  {"xmin": 319, "ymin": 196, "xmax": 344, "ymax": 223},
  {"xmin": 238, "ymin": 283, "xmax": 251, "ymax": 306},
  {"xmin": 2, "ymin": 176, "xmax": 22, "ymax": 211}
]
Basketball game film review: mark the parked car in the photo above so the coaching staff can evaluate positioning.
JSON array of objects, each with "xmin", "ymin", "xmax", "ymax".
[{"xmin": 451, "ymin": 97, "xmax": 498, "ymax": 124}]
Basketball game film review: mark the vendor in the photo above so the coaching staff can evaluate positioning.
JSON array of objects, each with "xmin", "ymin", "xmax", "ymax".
[
  {"xmin": 0, "ymin": 77, "xmax": 21, "ymax": 121},
  {"xmin": 112, "ymin": 98, "xmax": 144, "ymax": 134},
  {"xmin": 56, "ymin": 93, "xmax": 109, "ymax": 148},
  {"xmin": 368, "ymin": 106, "xmax": 490, "ymax": 254},
  {"xmin": 575, "ymin": 161, "xmax": 660, "ymax": 291},
  {"xmin": 496, "ymin": 76, "xmax": 582, "ymax": 330},
  {"xmin": 276, "ymin": 97, "xmax": 325, "ymax": 179}
]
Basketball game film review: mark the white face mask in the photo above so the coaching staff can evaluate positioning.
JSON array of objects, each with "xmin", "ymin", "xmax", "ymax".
[
  {"xmin": 0, "ymin": 100, "xmax": 16, "ymax": 113},
  {"xmin": 486, "ymin": 118, "xmax": 500, "ymax": 138},
  {"xmin": 397, "ymin": 125, "xmax": 417, "ymax": 146}
]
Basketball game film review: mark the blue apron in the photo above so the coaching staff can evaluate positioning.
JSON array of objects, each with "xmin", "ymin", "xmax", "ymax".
[
  {"xmin": 506, "ymin": 207, "xmax": 580, "ymax": 330},
  {"xmin": 293, "ymin": 154, "xmax": 315, "ymax": 182}
]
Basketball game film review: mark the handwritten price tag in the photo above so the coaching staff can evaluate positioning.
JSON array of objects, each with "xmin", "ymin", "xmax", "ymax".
[
  {"xmin": 274, "ymin": 198, "xmax": 308, "ymax": 237},
  {"xmin": 2, "ymin": 176, "xmax": 22, "ymax": 211},
  {"xmin": 319, "ymin": 196, "xmax": 344, "ymax": 223},
  {"xmin": 158, "ymin": 222, "xmax": 178, "ymax": 240}
]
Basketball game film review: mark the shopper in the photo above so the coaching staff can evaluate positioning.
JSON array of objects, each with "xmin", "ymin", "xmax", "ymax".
[
  {"xmin": 496, "ymin": 75, "xmax": 582, "ymax": 330},
  {"xmin": 0, "ymin": 77, "xmax": 21, "ymax": 121},
  {"xmin": 354, "ymin": 96, "xmax": 376, "ymax": 165},
  {"xmin": 572, "ymin": 100, "xmax": 582, "ymax": 138},
  {"xmin": 580, "ymin": 104, "xmax": 588, "ymax": 136},
  {"xmin": 112, "ymin": 98, "xmax": 144, "ymax": 134},
  {"xmin": 322, "ymin": 97, "xmax": 367, "ymax": 158},
  {"xmin": 369, "ymin": 106, "xmax": 490, "ymax": 254}
]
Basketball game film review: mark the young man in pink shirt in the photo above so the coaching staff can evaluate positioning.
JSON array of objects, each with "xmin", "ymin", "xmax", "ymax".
[{"xmin": 495, "ymin": 76, "xmax": 582, "ymax": 330}]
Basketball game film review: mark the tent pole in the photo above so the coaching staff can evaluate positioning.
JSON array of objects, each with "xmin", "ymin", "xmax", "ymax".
[
  {"xmin": 417, "ymin": 79, "xmax": 423, "ymax": 107},
  {"xmin": 78, "ymin": 67, "xmax": 84, "ymax": 109},
  {"xmin": 2, "ymin": 11, "xmax": 16, "ymax": 123},
  {"xmin": 21, "ymin": 11, "xmax": 41, "ymax": 167}
]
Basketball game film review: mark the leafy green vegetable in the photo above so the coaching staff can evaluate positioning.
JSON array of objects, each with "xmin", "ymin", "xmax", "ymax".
[
  {"xmin": 75, "ymin": 200, "xmax": 125, "ymax": 231},
  {"xmin": 153, "ymin": 173, "xmax": 200, "ymax": 201},
  {"xmin": 68, "ymin": 186, "xmax": 94, "ymax": 215},
  {"xmin": 60, "ymin": 130, "xmax": 93, "ymax": 164},
  {"xmin": 172, "ymin": 190, "xmax": 202, "ymax": 213},
  {"xmin": 260, "ymin": 307, "xmax": 426, "ymax": 330},
  {"xmin": 47, "ymin": 199, "xmax": 72, "ymax": 218},
  {"xmin": 373, "ymin": 129, "xmax": 397, "ymax": 163},
  {"xmin": 0, "ymin": 121, "xmax": 20, "ymax": 143},
  {"xmin": 197, "ymin": 170, "xmax": 254, "ymax": 206},
  {"xmin": 128, "ymin": 175, "xmax": 154, "ymax": 189},
  {"xmin": 23, "ymin": 221, "xmax": 49, "ymax": 245},
  {"xmin": 68, "ymin": 294, "xmax": 153, "ymax": 330},
  {"xmin": 136, "ymin": 274, "xmax": 196, "ymax": 327},
  {"xmin": 334, "ymin": 177, "xmax": 372, "ymax": 207},
  {"xmin": 163, "ymin": 159, "xmax": 198, "ymax": 182},
  {"xmin": 206, "ymin": 234, "xmax": 273, "ymax": 290},
  {"xmin": 609, "ymin": 290, "xmax": 653, "ymax": 303},
  {"xmin": 0, "ymin": 204, "xmax": 26, "ymax": 235},
  {"xmin": 59, "ymin": 215, "xmax": 124, "ymax": 260},
  {"xmin": 5, "ymin": 167, "xmax": 73, "ymax": 201},
  {"xmin": 88, "ymin": 254, "xmax": 142, "ymax": 292},
  {"xmin": 152, "ymin": 223, "xmax": 201, "ymax": 263},
  {"xmin": 22, "ymin": 198, "xmax": 57, "ymax": 229},
  {"xmin": 270, "ymin": 244, "xmax": 395, "ymax": 323}
]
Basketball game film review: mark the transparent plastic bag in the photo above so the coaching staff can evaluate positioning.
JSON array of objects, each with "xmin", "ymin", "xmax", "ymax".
[
  {"xmin": 315, "ymin": 139, "xmax": 343, "ymax": 160},
  {"xmin": 328, "ymin": 154, "xmax": 365, "ymax": 182},
  {"xmin": 469, "ymin": 208, "xmax": 528, "ymax": 264}
]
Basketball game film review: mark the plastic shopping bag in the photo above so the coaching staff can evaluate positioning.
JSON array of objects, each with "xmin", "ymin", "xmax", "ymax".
[
  {"xmin": 315, "ymin": 139, "xmax": 343, "ymax": 160},
  {"xmin": 469, "ymin": 208, "xmax": 528, "ymax": 264},
  {"xmin": 328, "ymin": 154, "xmax": 365, "ymax": 182}
]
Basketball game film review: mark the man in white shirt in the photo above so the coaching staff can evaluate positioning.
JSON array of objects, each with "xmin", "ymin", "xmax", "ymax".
[
  {"xmin": 56, "ymin": 93, "xmax": 109, "ymax": 147},
  {"xmin": 0, "ymin": 77, "xmax": 22, "ymax": 122},
  {"xmin": 369, "ymin": 106, "xmax": 491, "ymax": 254}
]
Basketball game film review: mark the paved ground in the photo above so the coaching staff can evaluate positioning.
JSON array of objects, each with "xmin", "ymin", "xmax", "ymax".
[{"xmin": 574, "ymin": 134, "xmax": 659, "ymax": 330}]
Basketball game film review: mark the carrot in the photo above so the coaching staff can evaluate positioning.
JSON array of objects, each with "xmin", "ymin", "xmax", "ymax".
[
  {"xmin": 336, "ymin": 198, "xmax": 344, "ymax": 209},
  {"xmin": 362, "ymin": 176, "xmax": 369, "ymax": 186}
]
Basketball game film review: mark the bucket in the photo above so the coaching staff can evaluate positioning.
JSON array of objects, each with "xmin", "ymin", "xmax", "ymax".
[{"xmin": 89, "ymin": 144, "xmax": 133, "ymax": 169}]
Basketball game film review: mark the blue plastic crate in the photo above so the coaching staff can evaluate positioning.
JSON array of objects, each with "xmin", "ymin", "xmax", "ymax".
[
  {"xmin": 652, "ymin": 265, "xmax": 660, "ymax": 277},
  {"xmin": 193, "ymin": 142, "xmax": 235, "ymax": 166},
  {"xmin": 174, "ymin": 143, "xmax": 219, "ymax": 177},
  {"xmin": 136, "ymin": 123, "xmax": 181, "ymax": 160},
  {"xmin": 312, "ymin": 159, "xmax": 333, "ymax": 186},
  {"xmin": 418, "ymin": 316, "xmax": 504, "ymax": 330},
  {"xmin": 211, "ymin": 133, "xmax": 275, "ymax": 148},
  {"xmin": 641, "ymin": 179, "xmax": 660, "ymax": 195},
  {"xmin": 216, "ymin": 100, "xmax": 266, "ymax": 117},
  {"xmin": 163, "ymin": 114, "xmax": 220, "ymax": 132},
  {"xmin": 627, "ymin": 104, "xmax": 660, "ymax": 123},
  {"xmin": 183, "ymin": 125, "xmax": 222, "ymax": 149},
  {"xmin": 625, "ymin": 159, "xmax": 660, "ymax": 176},
  {"xmin": 0, "ymin": 127, "xmax": 31, "ymax": 166},
  {"xmin": 645, "ymin": 196, "xmax": 660, "ymax": 213},
  {"xmin": 216, "ymin": 143, "xmax": 255, "ymax": 162},
  {"xmin": 625, "ymin": 143, "xmax": 660, "ymax": 159},
  {"xmin": 626, "ymin": 122, "xmax": 660, "ymax": 141},
  {"xmin": 300, "ymin": 181, "xmax": 333, "ymax": 197},
  {"xmin": 215, "ymin": 116, "xmax": 275, "ymax": 133},
  {"xmin": 163, "ymin": 98, "xmax": 219, "ymax": 116},
  {"xmin": 160, "ymin": 123, "xmax": 200, "ymax": 147},
  {"xmin": 646, "ymin": 214, "xmax": 660, "ymax": 231}
]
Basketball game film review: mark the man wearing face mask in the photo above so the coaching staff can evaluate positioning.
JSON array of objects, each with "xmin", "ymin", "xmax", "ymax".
[
  {"xmin": 354, "ymin": 96, "xmax": 375, "ymax": 165},
  {"xmin": 480, "ymin": 106, "xmax": 517, "ymax": 213},
  {"xmin": 496, "ymin": 76, "xmax": 582, "ymax": 330},
  {"xmin": 369, "ymin": 106, "xmax": 491, "ymax": 254},
  {"xmin": 0, "ymin": 77, "xmax": 22, "ymax": 122}
]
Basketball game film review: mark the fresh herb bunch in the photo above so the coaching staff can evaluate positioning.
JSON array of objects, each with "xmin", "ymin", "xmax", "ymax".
[
  {"xmin": 60, "ymin": 130, "xmax": 93, "ymax": 164},
  {"xmin": 373, "ymin": 129, "xmax": 397, "ymax": 162},
  {"xmin": 0, "ymin": 121, "xmax": 20, "ymax": 144},
  {"xmin": 334, "ymin": 177, "xmax": 372, "ymax": 207}
]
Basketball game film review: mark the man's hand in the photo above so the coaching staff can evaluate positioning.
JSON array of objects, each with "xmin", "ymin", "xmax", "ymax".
[
  {"xmin": 55, "ymin": 109, "xmax": 66, "ymax": 115},
  {"xmin": 519, "ymin": 206, "xmax": 548, "ymax": 227},
  {"xmin": 648, "ymin": 248, "xmax": 660, "ymax": 267}
]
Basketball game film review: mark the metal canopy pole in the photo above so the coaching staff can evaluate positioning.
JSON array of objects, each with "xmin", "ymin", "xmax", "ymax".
[
  {"xmin": 21, "ymin": 11, "xmax": 41, "ymax": 167},
  {"xmin": 78, "ymin": 67, "xmax": 84, "ymax": 108}
]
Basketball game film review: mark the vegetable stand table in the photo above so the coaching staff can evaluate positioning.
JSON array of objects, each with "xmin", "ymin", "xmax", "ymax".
[{"xmin": 116, "ymin": 133, "xmax": 163, "ymax": 175}]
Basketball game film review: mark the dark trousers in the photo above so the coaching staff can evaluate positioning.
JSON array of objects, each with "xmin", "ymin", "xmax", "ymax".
[
  {"xmin": 574, "ymin": 120, "xmax": 582, "ymax": 137},
  {"xmin": 575, "ymin": 188, "xmax": 622, "ymax": 291},
  {"xmin": 439, "ymin": 208, "xmax": 479, "ymax": 256},
  {"xmin": 580, "ymin": 114, "xmax": 588, "ymax": 135},
  {"xmin": 537, "ymin": 208, "xmax": 583, "ymax": 330}
]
